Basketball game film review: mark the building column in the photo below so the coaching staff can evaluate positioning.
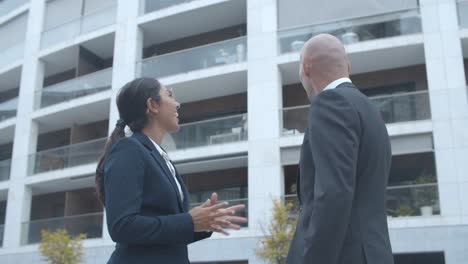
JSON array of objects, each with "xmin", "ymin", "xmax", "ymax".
[
  {"xmin": 247, "ymin": 0, "xmax": 283, "ymax": 238},
  {"xmin": 420, "ymin": 0, "xmax": 468, "ymax": 220},
  {"xmin": 102, "ymin": 0, "xmax": 142, "ymax": 240},
  {"xmin": 3, "ymin": 0, "xmax": 46, "ymax": 248}
]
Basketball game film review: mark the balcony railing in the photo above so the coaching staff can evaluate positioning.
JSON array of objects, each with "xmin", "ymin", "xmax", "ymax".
[
  {"xmin": 162, "ymin": 114, "xmax": 248, "ymax": 151},
  {"xmin": 458, "ymin": 0, "xmax": 468, "ymax": 28},
  {"xmin": 0, "ymin": 97, "xmax": 18, "ymax": 121},
  {"xmin": 138, "ymin": 37, "xmax": 247, "ymax": 79},
  {"xmin": 28, "ymin": 137, "xmax": 107, "ymax": 175},
  {"xmin": 0, "ymin": 0, "xmax": 28, "ymax": 18},
  {"xmin": 370, "ymin": 90, "xmax": 431, "ymax": 123},
  {"xmin": 140, "ymin": 0, "xmax": 198, "ymax": 15},
  {"xmin": 387, "ymin": 183, "xmax": 439, "ymax": 217},
  {"xmin": 0, "ymin": 159, "xmax": 11, "ymax": 182},
  {"xmin": 0, "ymin": 42, "xmax": 24, "ymax": 68},
  {"xmin": 21, "ymin": 212, "xmax": 103, "ymax": 245},
  {"xmin": 282, "ymin": 183, "xmax": 439, "ymax": 218},
  {"xmin": 40, "ymin": 3, "xmax": 117, "ymax": 49},
  {"xmin": 36, "ymin": 68, "xmax": 112, "ymax": 109},
  {"xmin": 278, "ymin": 9, "xmax": 422, "ymax": 54},
  {"xmin": 281, "ymin": 91, "xmax": 431, "ymax": 136}
]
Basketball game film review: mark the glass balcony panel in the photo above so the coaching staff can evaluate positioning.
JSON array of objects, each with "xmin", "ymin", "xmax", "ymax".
[
  {"xmin": 141, "ymin": 0, "xmax": 198, "ymax": 14},
  {"xmin": 0, "ymin": 0, "xmax": 28, "ymax": 17},
  {"xmin": 0, "ymin": 42, "xmax": 24, "ymax": 68},
  {"xmin": 281, "ymin": 91, "xmax": 431, "ymax": 135},
  {"xmin": 41, "ymin": 4, "xmax": 116, "ymax": 49},
  {"xmin": 28, "ymin": 137, "xmax": 107, "ymax": 175},
  {"xmin": 139, "ymin": 37, "xmax": 247, "ymax": 79},
  {"xmin": 36, "ymin": 68, "xmax": 112, "ymax": 109},
  {"xmin": 0, "ymin": 97, "xmax": 18, "ymax": 121},
  {"xmin": 278, "ymin": 9, "xmax": 422, "ymax": 54},
  {"xmin": 162, "ymin": 114, "xmax": 248, "ymax": 151},
  {"xmin": 0, "ymin": 159, "xmax": 11, "ymax": 182},
  {"xmin": 21, "ymin": 212, "xmax": 103, "ymax": 245}
]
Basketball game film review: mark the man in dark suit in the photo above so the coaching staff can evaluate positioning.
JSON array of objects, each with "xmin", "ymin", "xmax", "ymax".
[{"xmin": 286, "ymin": 34, "xmax": 394, "ymax": 264}]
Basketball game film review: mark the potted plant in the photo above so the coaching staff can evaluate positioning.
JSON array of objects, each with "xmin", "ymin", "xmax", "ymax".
[
  {"xmin": 396, "ymin": 204, "xmax": 414, "ymax": 217},
  {"xmin": 414, "ymin": 173, "xmax": 437, "ymax": 216}
]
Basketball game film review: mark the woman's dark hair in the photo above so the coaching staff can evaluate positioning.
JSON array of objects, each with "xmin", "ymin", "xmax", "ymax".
[{"xmin": 95, "ymin": 78, "xmax": 162, "ymax": 204}]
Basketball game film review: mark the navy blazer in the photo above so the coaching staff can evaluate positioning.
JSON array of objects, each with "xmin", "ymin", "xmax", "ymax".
[
  {"xmin": 104, "ymin": 132, "xmax": 211, "ymax": 264},
  {"xmin": 286, "ymin": 83, "xmax": 393, "ymax": 264}
]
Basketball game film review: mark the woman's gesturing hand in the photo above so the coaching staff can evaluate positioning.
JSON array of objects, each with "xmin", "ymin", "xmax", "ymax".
[
  {"xmin": 189, "ymin": 193, "xmax": 248, "ymax": 235},
  {"xmin": 189, "ymin": 200, "xmax": 234, "ymax": 233}
]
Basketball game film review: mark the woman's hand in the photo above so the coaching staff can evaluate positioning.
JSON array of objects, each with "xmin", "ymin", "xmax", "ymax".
[
  {"xmin": 189, "ymin": 199, "xmax": 234, "ymax": 233},
  {"xmin": 191, "ymin": 193, "xmax": 248, "ymax": 235}
]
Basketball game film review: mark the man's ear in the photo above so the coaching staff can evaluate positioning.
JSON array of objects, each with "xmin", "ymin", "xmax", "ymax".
[
  {"xmin": 303, "ymin": 62, "xmax": 312, "ymax": 78},
  {"xmin": 347, "ymin": 63, "xmax": 351, "ymax": 76}
]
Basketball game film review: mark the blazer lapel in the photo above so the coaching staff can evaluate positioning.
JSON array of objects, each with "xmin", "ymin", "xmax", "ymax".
[
  {"xmin": 173, "ymin": 166, "xmax": 191, "ymax": 212},
  {"xmin": 149, "ymin": 151, "xmax": 184, "ymax": 211},
  {"xmin": 132, "ymin": 132, "xmax": 184, "ymax": 212}
]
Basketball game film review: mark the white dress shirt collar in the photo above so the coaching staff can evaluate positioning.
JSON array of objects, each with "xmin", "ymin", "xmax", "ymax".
[
  {"xmin": 148, "ymin": 136, "xmax": 166, "ymax": 157},
  {"xmin": 322, "ymin": 77, "xmax": 352, "ymax": 92},
  {"xmin": 147, "ymin": 136, "xmax": 184, "ymax": 201}
]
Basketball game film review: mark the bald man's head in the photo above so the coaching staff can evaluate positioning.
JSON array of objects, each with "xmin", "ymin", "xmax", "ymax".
[{"xmin": 299, "ymin": 34, "xmax": 350, "ymax": 99}]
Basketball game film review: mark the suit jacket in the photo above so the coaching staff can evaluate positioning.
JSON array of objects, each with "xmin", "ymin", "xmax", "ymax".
[
  {"xmin": 104, "ymin": 131, "xmax": 211, "ymax": 264},
  {"xmin": 286, "ymin": 83, "xmax": 394, "ymax": 264}
]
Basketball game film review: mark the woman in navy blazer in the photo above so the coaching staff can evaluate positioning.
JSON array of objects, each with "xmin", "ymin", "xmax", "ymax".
[{"xmin": 95, "ymin": 78, "xmax": 247, "ymax": 263}]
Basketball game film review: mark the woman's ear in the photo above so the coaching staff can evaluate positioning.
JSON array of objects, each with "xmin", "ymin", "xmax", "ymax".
[{"xmin": 146, "ymin": 98, "xmax": 159, "ymax": 115}]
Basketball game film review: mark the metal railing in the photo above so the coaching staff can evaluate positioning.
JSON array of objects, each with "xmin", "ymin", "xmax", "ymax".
[
  {"xmin": 28, "ymin": 137, "xmax": 107, "ymax": 175},
  {"xmin": 0, "ymin": 0, "xmax": 28, "ymax": 18},
  {"xmin": 387, "ymin": 183, "xmax": 439, "ymax": 217},
  {"xmin": 41, "ymin": 3, "xmax": 117, "ymax": 49},
  {"xmin": 21, "ymin": 212, "xmax": 103, "ymax": 245},
  {"xmin": 0, "ymin": 159, "xmax": 11, "ymax": 182},
  {"xmin": 138, "ymin": 36, "xmax": 247, "ymax": 79},
  {"xmin": 0, "ymin": 97, "xmax": 18, "ymax": 122},
  {"xmin": 281, "ymin": 183, "xmax": 440, "ymax": 218},
  {"xmin": 281, "ymin": 91, "xmax": 431, "ymax": 136},
  {"xmin": 278, "ymin": 8, "xmax": 422, "ymax": 54},
  {"xmin": 162, "ymin": 114, "xmax": 248, "ymax": 151},
  {"xmin": 36, "ymin": 68, "xmax": 112, "ymax": 109},
  {"xmin": 140, "ymin": 0, "xmax": 199, "ymax": 14}
]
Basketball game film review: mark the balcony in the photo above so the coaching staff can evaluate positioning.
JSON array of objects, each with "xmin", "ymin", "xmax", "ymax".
[
  {"xmin": 282, "ymin": 183, "xmax": 440, "ymax": 218},
  {"xmin": 163, "ymin": 114, "xmax": 247, "ymax": 151},
  {"xmin": 41, "ymin": 4, "xmax": 117, "ymax": 50},
  {"xmin": 387, "ymin": 183, "xmax": 439, "ymax": 217},
  {"xmin": 278, "ymin": 8, "xmax": 422, "ymax": 55},
  {"xmin": 0, "ymin": 97, "xmax": 17, "ymax": 122},
  {"xmin": 140, "ymin": 0, "xmax": 199, "ymax": 15},
  {"xmin": 28, "ymin": 137, "xmax": 106, "ymax": 175},
  {"xmin": 21, "ymin": 212, "xmax": 103, "ymax": 245},
  {"xmin": 36, "ymin": 68, "xmax": 112, "ymax": 109},
  {"xmin": 138, "ymin": 37, "xmax": 247, "ymax": 79},
  {"xmin": 0, "ymin": 0, "xmax": 28, "ymax": 18},
  {"xmin": 281, "ymin": 91, "xmax": 431, "ymax": 136},
  {"xmin": 0, "ymin": 42, "xmax": 24, "ymax": 69},
  {"xmin": 0, "ymin": 159, "xmax": 11, "ymax": 182}
]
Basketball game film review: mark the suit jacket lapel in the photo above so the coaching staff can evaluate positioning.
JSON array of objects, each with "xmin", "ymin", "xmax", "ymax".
[
  {"xmin": 132, "ymin": 132, "xmax": 184, "ymax": 212},
  {"xmin": 173, "ymin": 166, "xmax": 191, "ymax": 212}
]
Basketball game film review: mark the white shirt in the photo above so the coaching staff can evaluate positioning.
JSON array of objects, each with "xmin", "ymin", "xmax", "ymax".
[
  {"xmin": 322, "ymin": 77, "xmax": 352, "ymax": 92},
  {"xmin": 148, "ymin": 137, "xmax": 184, "ymax": 201}
]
